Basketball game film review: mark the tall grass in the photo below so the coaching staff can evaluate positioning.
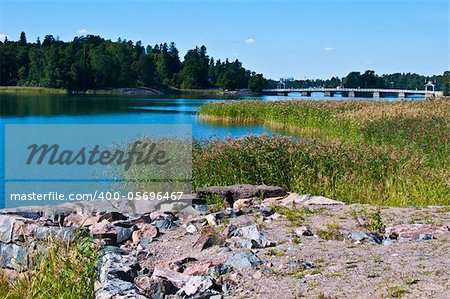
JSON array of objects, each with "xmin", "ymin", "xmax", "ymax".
[
  {"xmin": 197, "ymin": 99, "xmax": 450, "ymax": 206},
  {"xmin": 193, "ymin": 136, "xmax": 449, "ymax": 206},
  {"xmin": 0, "ymin": 233, "xmax": 99, "ymax": 299}
]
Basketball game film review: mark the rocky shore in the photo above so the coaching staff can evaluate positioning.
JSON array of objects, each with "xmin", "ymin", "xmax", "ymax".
[{"xmin": 1, "ymin": 185, "xmax": 449, "ymax": 298}]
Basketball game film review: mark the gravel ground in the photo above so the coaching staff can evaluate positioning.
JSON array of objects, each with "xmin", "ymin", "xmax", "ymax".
[{"xmin": 142, "ymin": 204, "xmax": 450, "ymax": 299}]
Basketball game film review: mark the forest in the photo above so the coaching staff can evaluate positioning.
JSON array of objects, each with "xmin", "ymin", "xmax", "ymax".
[{"xmin": 0, "ymin": 32, "xmax": 268, "ymax": 92}]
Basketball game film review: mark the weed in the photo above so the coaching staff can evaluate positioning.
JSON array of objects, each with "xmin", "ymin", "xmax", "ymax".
[
  {"xmin": 387, "ymin": 285, "xmax": 408, "ymax": 298},
  {"xmin": 317, "ymin": 222, "xmax": 343, "ymax": 240}
]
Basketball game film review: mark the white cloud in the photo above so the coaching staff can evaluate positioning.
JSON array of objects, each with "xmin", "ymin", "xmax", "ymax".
[
  {"xmin": 0, "ymin": 34, "xmax": 9, "ymax": 42},
  {"xmin": 77, "ymin": 29, "xmax": 90, "ymax": 35},
  {"xmin": 245, "ymin": 38, "xmax": 256, "ymax": 44},
  {"xmin": 323, "ymin": 47, "xmax": 334, "ymax": 52}
]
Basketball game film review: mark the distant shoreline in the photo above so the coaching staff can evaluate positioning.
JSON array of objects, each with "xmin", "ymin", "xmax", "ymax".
[{"xmin": 0, "ymin": 86, "xmax": 258, "ymax": 97}]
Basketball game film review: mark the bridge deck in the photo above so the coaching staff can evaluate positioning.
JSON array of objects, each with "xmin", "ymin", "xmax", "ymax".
[{"xmin": 263, "ymin": 88, "xmax": 440, "ymax": 94}]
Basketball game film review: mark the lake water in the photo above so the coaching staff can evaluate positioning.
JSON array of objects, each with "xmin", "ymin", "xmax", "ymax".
[{"xmin": 0, "ymin": 92, "xmax": 422, "ymax": 208}]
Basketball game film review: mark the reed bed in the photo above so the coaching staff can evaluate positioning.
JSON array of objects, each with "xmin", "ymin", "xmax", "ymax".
[
  {"xmin": 0, "ymin": 86, "xmax": 68, "ymax": 95},
  {"xmin": 196, "ymin": 99, "xmax": 450, "ymax": 206}
]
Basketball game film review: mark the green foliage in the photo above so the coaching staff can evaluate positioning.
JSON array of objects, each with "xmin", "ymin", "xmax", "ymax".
[
  {"xmin": 205, "ymin": 194, "xmax": 226, "ymax": 213},
  {"xmin": 273, "ymin": 206, "xmax": 313, "ymax": 226},
  {"xmin": 317, "ymin": 222, "xmax": 343, "ymax": 240},
  {"xmin": 343, "ymin": 70, "xmax": 386, "ymax": 88},
  {"xmin": 368, "ymin": 210, "xmax": 386, "ymax": 234},
  {"xmin": 1, "ymin": 233, "xmax": 99, "ymax": 299},
  {"xmin": 248, "ymin": 73, "xmax": 268, "ymax": 93},
  {"xmin": 387, "ymin": 285, "xmax": 408, "ymax": 298}
]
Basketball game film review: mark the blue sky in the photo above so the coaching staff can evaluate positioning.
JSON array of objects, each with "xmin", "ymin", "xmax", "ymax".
[{"xmin": 0, "ymin": 0, "xmax": 448, "ymax": 79}]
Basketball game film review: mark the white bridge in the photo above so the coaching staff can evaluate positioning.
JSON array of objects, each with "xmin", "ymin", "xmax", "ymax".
[{"xmin": 263, "ymin": 87, "xmax": 443, "ymax": 98}]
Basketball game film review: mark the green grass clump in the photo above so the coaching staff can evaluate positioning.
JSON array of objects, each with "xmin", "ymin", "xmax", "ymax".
[
  {"xmin": 0, "ymin": 233, "xmax": 99, "ymax": 299},
  {"xmin": 317, "ymin": 222, "xmax": 344, "ymax": 241},
  {"xmin": 387, "ymin": 285, "xmax": 408, "ymax": 298}
]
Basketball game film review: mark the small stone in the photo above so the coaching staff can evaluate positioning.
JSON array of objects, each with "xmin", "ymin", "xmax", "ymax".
[
  {"xmin": 152, "ymin": 215, "xmax": 179, "ymax": 229},
  {"xmin": 134, "ymin": 276, "xmax": 175, "ymax": 298},
  {"xmin": 132, "ymin": 224, "xmax": 159, "ymax": 244},
  {"xmin": 152, "ymin": 267, "xmax": 191, "ymax": 288},
  {"xmin": 178, "ymin": 206, "xmax": 201, "ymax": 219},
  {"xmin": 347, "ymin": 231, "xmax": 382, "ymax": 245},
  {"xmin": 295, "ymin": 226, "xmax": 313, "ymax": 237},
  {"xmin": 222, "ymin": 224, "xmax": 238, "ymax": 238},
  {"xmin": 233, "ymin": 198, "xmax": 255, "ymax": 210},
  {"xmin": 177, "ymin": 275, "xmax": 217, "ymax": 298},
  {"xmin": 234, "ymin": 225, "xmax": 269, "ymax": 248},
  {"xmin": 169, "ymin": 257, "xmax": 197, "ymax": 272},
  {"xmin": 382, "ymin": 238, "xmax": 394, "ymax": 246},
  {"xmin": 205, "ymin": 214, "xmax": 218, "ymax": 226},
  {"xmin": 186, "ymin": 224, "xmax": 198, "ymax": 234},
  {"xmin": 183, "ymin": 262, "xmax": 212, "ymax": 276},
  {"xmin": 253, "ymin": 271, "xmax": 262, "ymax": 279},
  {"xmin": 193, "ymin": 232, "xmax": 225, "ymax": 251},
  {"xmin": 99, "ymin": 211, "xmax": 128, "ymax": 222},
  {"xmin": 225, "ymin": 252, "xmax": 262, "ymax": 269}
]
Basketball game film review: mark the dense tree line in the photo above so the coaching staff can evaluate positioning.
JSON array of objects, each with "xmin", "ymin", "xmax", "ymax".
[
  {"xmin": 268, "ymin": 70, "xmax": 449, "ymax": 94},
  {"xmin": 0, "ymin": 32, "xmax": 267, "ymax": 92}
]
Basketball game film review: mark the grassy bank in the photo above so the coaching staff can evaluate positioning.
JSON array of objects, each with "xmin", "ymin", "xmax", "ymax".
[
  {"xmin": 197, "ymin": 99, "xmax": 450, "ymax": 206},
  {"xmin": 0, "ymin": 86, "xmax": 68, "ymax": 95},
  {"xmin": 0, "ymin": 234, "xmax": 99, "ymax": 299}
]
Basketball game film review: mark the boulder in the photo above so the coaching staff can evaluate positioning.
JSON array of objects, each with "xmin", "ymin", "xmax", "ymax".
[
  {"xmin": 152, "ymin": 215, "xmax": 179, "ymax": 229},
  {"xmin": 186, "ymin": 224, "xmax": 198, "ymax": 234},
  {"xmin": 347, "ymin": 231, "xmax": 383, "ymax": 245},
  {"xmin": 234, "ymin": 225, "xmax": 269, "ymax": 248},
  {"xmin": 193, "ymin": 232, "xmax": 226, "ymax": 251},
  {"xmin": 132, "ymin": 224, "xmax": 159, "ymax": 245},
  {"xmin": 0, "ymin": 243, "xmax": 27, "ymax": 270},
  {"xmin": 134, "ymin": 276, "xmax": 175, "ymax": 298},
  {"xmin": 99, "ymin": 212, "xmax": 128, "ymax": 222},
  {"xmin": 91, "ymin": 221, "xmax": 135, "ymax": 245},
  {"xmin": 225, "ymin": 252, "xmax": 262, "ymax": 269},
  {"xmin": 0, "ymin": 215, "xmax": 16, "ymax": 243},
  {"xmin": 295, "ymin": 226, "xmax": 313, "ymax": 237},
  {"xmin": 233, "ymin": 198, "xmax": 256, "ymax": 210},
  {"xmin": 177, "ymin": 275, "xmax": 220, "ymax": 298},
  {"xmin": 183, "ymin": 262, "xmax": 213, "ymax": 276}
]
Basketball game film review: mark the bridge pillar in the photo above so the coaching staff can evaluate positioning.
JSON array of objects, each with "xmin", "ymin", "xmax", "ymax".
[
  {"xmin": 373, "ymin": 91, "xmax": 381, "ymax": 98},
  {"xmin": 398, "ymin": 92, "xmax": 406, "ymax": 99},
  {"xmin": 324, "ymin": 91, "xmax": 334, "ymax": 97},
  {"xmin": 301, "ymin": 91, "xmax": 311, "ymax": 97},
  {"xmin": 347, "ymin": 91, "xmax": 355, "ymax": 98}
]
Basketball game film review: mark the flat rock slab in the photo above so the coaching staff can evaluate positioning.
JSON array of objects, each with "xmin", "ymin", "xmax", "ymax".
[
  {"xmin": 197, "ymin": 184, "xmax": 287, "ymax": 205},
  {"xmin": 385, "ymin": 224, "xmax": 450, "ymax": 241},
  {"xmin": 263, "ymin": 193, "xmax": 346, "ymax": 207}
]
